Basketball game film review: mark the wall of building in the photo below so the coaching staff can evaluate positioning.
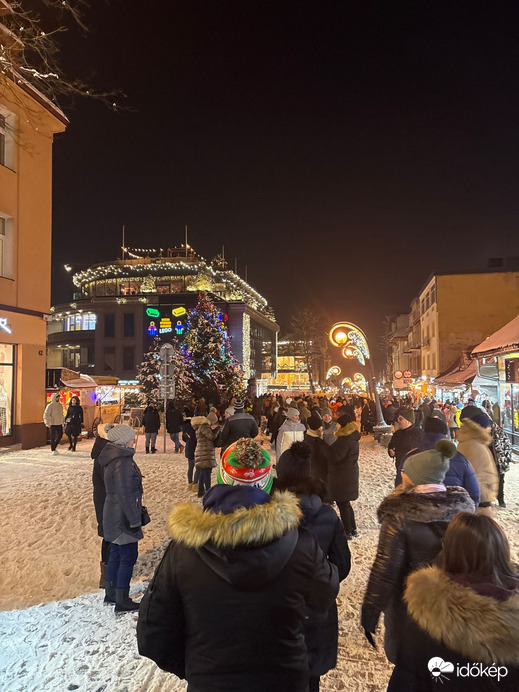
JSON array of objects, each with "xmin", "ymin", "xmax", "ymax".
[
  {"xmin": 437, "ymin": 273, "xmax": 519, "ymax": 373},
  {"xmin": 0, "ymin": 78, "xmax": 67, "ymax": 448}
]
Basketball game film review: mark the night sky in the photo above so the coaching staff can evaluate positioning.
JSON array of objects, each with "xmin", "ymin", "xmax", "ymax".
[{"xmin": 51, "ymin": 0, "xmax": 519, "ymax": 351}]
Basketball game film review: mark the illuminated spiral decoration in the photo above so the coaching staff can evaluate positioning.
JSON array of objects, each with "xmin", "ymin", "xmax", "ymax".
[
  {"xmin": 329, "ymin": 322, "xmax": 370, "ymax": 365},
  {"xmin": 326, "ymin": 366, "xmax": 342, "ymax": 379},
  {"xmin": 341, "ymin": 377, "xmax": 353, "ymax": 389},
  {"xmin": 353, "ymin": 373, "xmax": 368, "ymax": 391}
]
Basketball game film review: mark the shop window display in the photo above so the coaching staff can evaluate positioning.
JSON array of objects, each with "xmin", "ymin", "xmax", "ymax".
[{"xmin": 0, "ymin": 344, "xmax": 14, "ymax": 436}]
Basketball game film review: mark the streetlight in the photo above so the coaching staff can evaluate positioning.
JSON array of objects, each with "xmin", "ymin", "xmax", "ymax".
[{"xmin": 329, "ymin": 322, "xmax": 391, "ymax": 439}]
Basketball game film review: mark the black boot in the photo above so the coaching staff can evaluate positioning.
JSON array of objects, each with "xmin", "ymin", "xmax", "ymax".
[
  {"xmin": 114, "ymin": 587, "xmax": 139, "ymax": 613},
  {"xmin": 145, "ymin": 448, "xmax": 149, "ymax": 454},
  {"xmin": 151, "ymin": 447, "xmax": 157, "ymax": 454},
  {"xmin": 99, "ymin": 561, "xmax": 107, "ymax": 589},
  {"xmin": 104, "ymin": 581, "xmax": 116, "ymax": 605}
]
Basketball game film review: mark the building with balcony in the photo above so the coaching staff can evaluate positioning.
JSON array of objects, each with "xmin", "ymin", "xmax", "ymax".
[
  {"xmin": 0, "ymin": 10, "xmax": 68, "ymax": 449},
  {"xmin": 47, "ymin": 246, "xmax": 279, "ymax": 382}
]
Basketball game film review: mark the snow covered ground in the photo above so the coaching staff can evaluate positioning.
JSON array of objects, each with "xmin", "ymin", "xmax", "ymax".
[{"xmin": 1, "ymin": 434, "xmax": 518, "ymax": 692}]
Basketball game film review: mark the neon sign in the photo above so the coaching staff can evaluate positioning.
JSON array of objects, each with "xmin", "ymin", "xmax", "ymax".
[
  {"xmin": 148, "ymin": 321, "xmax": 158, "ymax": 336},
  {"xmin": 159, "ymin": 317, "xmax": 173, "ymax": 334}
]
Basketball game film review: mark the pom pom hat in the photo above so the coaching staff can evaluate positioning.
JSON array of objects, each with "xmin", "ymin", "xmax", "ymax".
[
  {"xmin": 105, "ymin": 424, "xmax": 135, "ymax": 447},
  {"xmin": 217, "ymin": 438, "xmax": 273, "ymax": 493},
  {"xmin": 402, "ymin": 439, "xmax": 457, "ymax": 486}
]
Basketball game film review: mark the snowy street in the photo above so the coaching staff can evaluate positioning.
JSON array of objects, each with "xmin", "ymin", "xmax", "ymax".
[{"xmin": 1, "ymin": 436, "xmax": 518, "ymax": 692}]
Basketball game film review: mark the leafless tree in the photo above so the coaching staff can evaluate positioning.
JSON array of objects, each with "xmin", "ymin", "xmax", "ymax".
[
  {"xmin": 0, "ymin": 0, "xmax": 121, "ymax": 122},
  {"xmin": 288, "ymin": 308, "xmax": 326, "ymax": 393}
]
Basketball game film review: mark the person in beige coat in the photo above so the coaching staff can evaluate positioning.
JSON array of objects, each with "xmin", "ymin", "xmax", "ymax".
[
  {"xmin": 457, "ymin": 413, "xmax": 498, "ymax": 512},
  {"xmin": 192, "ymin": 415, "xmax": 219, "ymax": 498}
]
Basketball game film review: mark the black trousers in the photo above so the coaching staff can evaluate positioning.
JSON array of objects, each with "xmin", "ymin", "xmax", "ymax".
[
  {"xmin": 309, "ymin": 675, "xmax": 320, "ymax": 691},
  {"xmin": 498, "ymin": 472, "xmax": 505, "ymax": 503},
  {"xmin": 50, "ymin": 425, "xmax": 63, "ymax": 451},
  {"xmin": 336, "ymin": 500, "xmax": 356, "ymax": 536}
]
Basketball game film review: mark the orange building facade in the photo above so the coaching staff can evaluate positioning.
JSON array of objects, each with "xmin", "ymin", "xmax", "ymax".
[{"xmin": 0, "ymin": 66, "xmax": 68, "ymax": 448}]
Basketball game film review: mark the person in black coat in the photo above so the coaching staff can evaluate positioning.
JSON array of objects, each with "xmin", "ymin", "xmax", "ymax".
[
  {"xmin": 387, "ymin": 409, "xmax": 424, "ymax": 486},
  {"xmin": 388, "ymin": 512, "xmax": 519, "ymax": 691},
  {"xmin": 361, "ymin": 440, "xmax": 475, "ymax": 664},
  {"xmin": 91, "ymin": 425, "xmax": 110, "ymax": 588},
  {"xmin": 181, "ymin": 410, "xmax": 198, "ymax": 490},
  {"xmin": 273, "ymin": 456, "xmax": 350, "ymax": 692},
  {"xmin": 142, "ymin": 403, "xmax": 161, "ymax": 454},
  {"xmin": 329, "ymin": 414, "xmax": 361, "ymax": 538},
  {"xmin": 303, "ymin": 414, "xmax": 332, "ymax": 496},
  {"xmin": 64, "ymin": 395, "xmax": 83, "ymax": 451},
  {"xmin": 137, "ymin": 484, "xmax": 339, "ymax": 692},
  {"xmin": 219, "ymin": 400, "xmax": 259, "ymax": 452},
  {"xmin": 98, "ymin": 424, "xmax": 144, "ymax": 613},
  {"xmin": 166, "ymin": 401, "xmax": 184, "ymax": 453}
]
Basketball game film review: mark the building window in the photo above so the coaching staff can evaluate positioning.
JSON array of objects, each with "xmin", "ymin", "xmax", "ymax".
[
  {"xmin": 425, "ymin": 292, "xmax": 430, "ymax": 311},
  {"xmin": 64, "ymin": 313, "xmax": 97, "ymax": 331},
  {"xmin": 0, "ymin": 214, "xmax": 13, "ymax": 279},
  {"xmin": 0, "ymin": 343, "xmax": 14, "ymax": 436},
  {"xmin": 0, "ymin": 109, "xmax": 15, "ymax": 170},
  {"xmin": 430, "ymin": 283, "xmax": 436, "ymax": 304},
  {"xmin": 123, "ymin": 346, "xmax": 134, "ymax": 371},
  {"xmin": 123, "ymin": 313, "xmax": 135, "ymax": 338},
  {"xmin": 104, "ymin": 313, "xmax": 115, "ymax": 338},
  {"xmin": 432, "ymin": 353, "xmax": 436, "ymax": 371},
  {"xmin": 103, "ymin": 346, "xmax": 115, "ymax": 371}
]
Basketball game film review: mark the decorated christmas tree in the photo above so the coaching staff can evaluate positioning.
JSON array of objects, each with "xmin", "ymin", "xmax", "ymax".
[
  {"xmin": 175, "ymin": 293, "xmax": 244, "ymax": 405},
  {"xmin": 136, "ymin": 336, "xmax": 162, "ymax": 407}
]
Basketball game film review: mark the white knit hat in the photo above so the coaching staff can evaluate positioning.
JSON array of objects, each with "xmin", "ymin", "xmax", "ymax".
[{"xmin": 106, "ymin": 424, "xmax": 135, "ymax": 446}]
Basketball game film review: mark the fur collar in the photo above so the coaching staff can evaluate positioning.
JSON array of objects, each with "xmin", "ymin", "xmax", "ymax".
[
  {"xmin": 457, "ymin": 418, "xmax": 492, "ymax": 445},
  {"xmin": 335, "ymin": 421, "xmax": 360, "ymax": 438},
  {"xmin": 305, "ymin": 428, "xmax": 323, "ymax": 439},
  {"xmin": 191, "ymin": 416, "xmax": 209, "ymax": 426},
  {"xmin": 405, "ymin": 566, "xmax": 519, "ymax": 664},
  {"xmin": 167, "ymin": 490, "xmax": 301, "ymax": 548},
  {"xmin": 377, "ymin": 486, "xmax": 474, "ymax": 524}
]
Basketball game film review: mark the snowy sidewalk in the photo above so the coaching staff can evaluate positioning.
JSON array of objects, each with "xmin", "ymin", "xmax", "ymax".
[{"xmin": 1, "ymin": 437, "xmax": 518, "ymax": 691}]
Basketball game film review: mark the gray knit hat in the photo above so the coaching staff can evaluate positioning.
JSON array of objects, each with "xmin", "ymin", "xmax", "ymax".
[
  {"xmin": 106, "ymin": 424, "xmax": 135, "ymax": 446},
  {"xmin": 286, "ymin": 407, "xmax": 300, "ymax": 419},
  {"xmin": 402, "ymin": 439, "xmax": 456, "ymax": 486}
]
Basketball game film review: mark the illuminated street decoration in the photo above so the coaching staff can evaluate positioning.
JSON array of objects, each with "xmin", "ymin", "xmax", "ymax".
[
  {"xmin": 326, "ymin": 365, "xmax": 341, "ymax": 379},
  {"xmin": 353, "ymin": 373, "xmax": 368, "ymax": 391},
  {"xmin": 329, "ymin": 322, "xmax": 370, "ymax": 365},
  {"xmin": 341, "ymin": 377, "xmax": 353, "ymax": 388}
]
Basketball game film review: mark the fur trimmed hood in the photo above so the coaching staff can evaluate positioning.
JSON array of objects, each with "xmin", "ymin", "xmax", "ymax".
[
  {"xmin": 168, "ymin": 491, "xmax": 302, "ymax": 588},
  {"xmin": 335, "ymin": 421, "xmax": 360, "ymax": 438},
  {"xmin": 457, "ymin": 418, "xmax": 492, "ymax": 446},
  {"xmin": 377, "ymin": 486, "xmax": 474, "ymax": 524},
  {"xmin": 405, "ymin": 566, "xmax": 519, "ymax": 665},
  {"xmin": 191, "ymin": 415, "xmax": 210, "ymax": 427},
  {"xmin": 168, "ymin": 490, "xmax": 301, "ymax": 549}
]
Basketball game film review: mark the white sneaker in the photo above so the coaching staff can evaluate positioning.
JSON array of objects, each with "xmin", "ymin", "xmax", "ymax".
[{"xmin": 52, "ymin": 450, "xmax": 59, "ymax": 455}]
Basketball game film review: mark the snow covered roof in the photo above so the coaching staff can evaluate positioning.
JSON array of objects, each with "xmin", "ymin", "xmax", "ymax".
[
  {"xmin": 472, "ymin": 314, "xmax": 519, "ymax": 357},
  {"xmin": 434, "ymin": 359, "xmax": 477, "ymax": 386}
]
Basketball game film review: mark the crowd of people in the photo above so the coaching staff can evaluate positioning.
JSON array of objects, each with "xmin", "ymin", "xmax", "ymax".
[{"xmin": 77, "ymin": 389, "xmax": 518, "ymax": 690}]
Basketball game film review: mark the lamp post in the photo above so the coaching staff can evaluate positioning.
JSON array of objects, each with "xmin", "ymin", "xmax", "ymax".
[{"xmin": 329, "ymin": 322, "xmax": 391, "ymax": 440}]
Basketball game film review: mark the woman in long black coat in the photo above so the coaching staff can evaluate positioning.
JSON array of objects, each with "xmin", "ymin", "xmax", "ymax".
[
  {"xmin": 91, "ymin": 425, "xmax": 109, "ymax": 587},
  {"xmin": 273, "ymin": 464, "xmax": 350, "ymax": 692},
  {"xmin": 65, "ymin": 395, "xmax": 83, "ymax": 451},
  {"xmin": 329, "ymin": 414, "xmax": 361, "ymax": 538}
]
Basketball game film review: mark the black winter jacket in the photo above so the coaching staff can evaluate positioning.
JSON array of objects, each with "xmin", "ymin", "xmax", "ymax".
[
  {"xmin": 181, "ymin": 419, "xmax": 197, "ymax": 459},
  {"xmin": 166, "ymin": 407, "xmax": 183, "ymax": 434},
  {"xmin": 98, "ymin": 442, "xmax": 144, "ymax": 543},
  {"xmin": 361, "ymin": 487, "xmax": 475, "ymax": 663},
  {"xmin": 329, "ymin": 423, "xmax": 361, "ymax": 502},
  {"xmin": 304, "ymin": 430, "xmax": 331, "ymax": 496},
  {"xmin": 219, "ymin": 412, "xmax": 259, "ymax": 451},
  {"xmin": 388, "ymin": 425, "xmax": 424, "ymax": 467},
  {"xmin": 273, "ymin": 476, "xmax": 351, "ymax": 676},
  {"xmin": 91, "ymin": 436, "xmax": 109, "ymax": 537},
  {"xmin": 65, "ymin": 404, "xmax": 83, "ymax": 436},
  {"xmin": 137, "ymin": 489, "xmax": 339, "ymax": 692},
  {"xmin": 142, "ymin": 407, "xmax": 161, "ymax": 433},
  {"xmin": 388, "ymin": 566, "xmax": 519, "ymax": 692}
]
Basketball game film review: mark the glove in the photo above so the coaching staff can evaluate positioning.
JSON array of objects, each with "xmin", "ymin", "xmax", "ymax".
[{"xmin": 364, "ymin": 629, "xmax": 376, "ymax": 649}]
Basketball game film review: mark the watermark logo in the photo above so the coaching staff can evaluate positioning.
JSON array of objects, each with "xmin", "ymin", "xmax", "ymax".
[
  {"xmin": 428, "ymin": 657, "xmax": 454, "ymax": 683},
  {"xmin": 428, "ymin": 657, "xmax": 509, "ymax": 683}
]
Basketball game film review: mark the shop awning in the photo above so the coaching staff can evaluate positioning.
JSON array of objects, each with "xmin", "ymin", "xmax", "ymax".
[
  {"xmin": 434, "ymin": 359, "xmax": 477, "ymax": 387},
  {"xmin": 472, "ymin": 314, "xmax": 519, "ymax": 357},
  {"xmin": 61, "ymin": 374, "xmax": 98, "ymax": 388}
]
